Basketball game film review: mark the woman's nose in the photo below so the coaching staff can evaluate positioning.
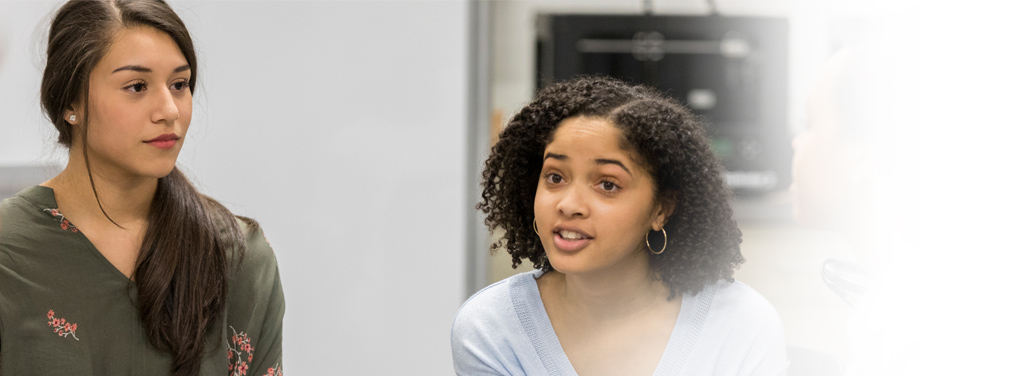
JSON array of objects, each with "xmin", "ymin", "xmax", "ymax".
[
  {"xmin": 151, "ymin": 88, "xmax": 179, "ymax": 124},
  {"xmin": 556, "ymin": 183, "xmax": 589, "ymax": 218}
]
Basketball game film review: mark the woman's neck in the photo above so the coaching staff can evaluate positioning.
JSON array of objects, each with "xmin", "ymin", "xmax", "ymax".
[
  {"xmin": 43, "ymin": 150, "xmax": 157, "ymax": 226},
  {"xmin": 547, "ymin": 251, "xmax": 673, "ymax": 321}
]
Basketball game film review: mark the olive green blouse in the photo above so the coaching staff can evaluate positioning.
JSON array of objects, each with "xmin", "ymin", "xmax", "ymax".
[{"xmin": 0, "ymin": 186, "xmax": 284, "ymax": 376}]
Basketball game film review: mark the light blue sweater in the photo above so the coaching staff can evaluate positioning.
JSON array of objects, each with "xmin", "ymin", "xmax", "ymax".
[{"xmin": 451, "ymin": 270, "xmax": 788, "ymax": 375}]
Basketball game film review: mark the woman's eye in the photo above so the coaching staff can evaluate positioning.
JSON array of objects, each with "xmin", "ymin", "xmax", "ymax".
[
  {"xmin": 598, "ymin": 181, "xmax": 620, "ymax": 192},
  {"xmin": 124, "ymin": 82, "xmax": 147, "ymax": 93},
  {"xmin": 545, "ymin": 173, "xmax": 564, "ymax": 184},
  {"xmin": 171, "ymin": 81, "xmax": 188, "ymax": 91}
]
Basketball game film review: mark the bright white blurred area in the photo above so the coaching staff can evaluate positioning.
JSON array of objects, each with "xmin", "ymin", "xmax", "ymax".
[
  {"xmin": 485, "ymin": 0, "xmax": 1024, "ymax": 375},
  {"xmin": 1, "ymin": 0, "xmax": 1022, "ymax": 374}
]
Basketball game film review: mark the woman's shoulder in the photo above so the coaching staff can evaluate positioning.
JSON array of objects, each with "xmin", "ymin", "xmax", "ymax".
[
  {"xmin": 212, "ymin": 214, "xmax": 279, "ymax": 297},
  {"xmin": 699, "ymin": 279, "xmax": 786, "ymax": 346},
  {"xmin": 228, "ymin": 217, "xmax": 278, "ymax": 277},
  {"xmin": 0, "ymin": 186, "xmax": 59, "ymax": 243},
  {"xmin": 455, "ymin": 271, "xmax": 526, "ymax": 320},
  {"xmin": 235, "ymin": 217, "xmax": 273, "ymax": 257},
  {"xmin": 1, "ymin": 185, "xmax": 49, "ymax": 218},
  {"xmin": 680, "ymin": 280, "xmax": 788, "ymax": 375},
  {"xmin": 0, "ymin": 196, "xmax": 11, "ymax": 236},
  {"xmin": 710, "ymin": 279, "xmax": 776, "ymax": 310},
  {"xmin": 452, "ymin": 270, "xmax": 541, "ymax": 335},
  {"xmin": 451, "ymin": 270, "xmax": 544, "ymax": 372},
  {"xmin": 220, "ymin": 218, "xmax": 285, "ymax": 373}
]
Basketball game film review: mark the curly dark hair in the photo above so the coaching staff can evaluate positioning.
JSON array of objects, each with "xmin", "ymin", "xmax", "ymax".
[{"xmin": 478, "ymin": 76, "xmax": 744, "ymax": 297}]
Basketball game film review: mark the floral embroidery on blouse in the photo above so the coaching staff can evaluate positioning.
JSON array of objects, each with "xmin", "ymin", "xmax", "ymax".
[
  {"xmin": 228, "ymin": 326, "xmax": 254, "ymax": 376},
  {"xmin": 263, "ymin": 364, "xmax": 283, "ymax": 376},
  {"xmin": 43, "ymin": 208, "xmax": 78, "ymax": 232},
  {"xmin": 46, "ymin": 309, "xmax": 80, "ymax": 340}
]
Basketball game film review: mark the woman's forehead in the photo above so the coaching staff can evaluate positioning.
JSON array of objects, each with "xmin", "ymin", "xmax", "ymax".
[
  {"xmin": 95, "ymin": 26, "xmax": 187, "ymax": 75},
  {"xmin": 547, "ymin": 117, "xmax": 626, "ymax": 155},
  {"xmin": 544, "ymin": 116, "xmax": 653, "ymax": 175}
]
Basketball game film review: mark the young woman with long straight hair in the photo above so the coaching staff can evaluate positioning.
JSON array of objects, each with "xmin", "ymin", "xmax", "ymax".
[{"xmin": 0, "ymin": 1, "xmax": 284, "ymax": 375}]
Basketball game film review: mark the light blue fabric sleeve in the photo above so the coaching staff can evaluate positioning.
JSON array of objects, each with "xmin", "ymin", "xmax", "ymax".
[
  {"xmin": 451, "ymin": 273, "xmax": 789, "ymax": 376},
  {"xmin": 689, "ymin": 280, "xmax": 789, "ymax": 376},
  {"xmin": 451, "ymin": 277, "xmax": 526, "ymax": 376}
]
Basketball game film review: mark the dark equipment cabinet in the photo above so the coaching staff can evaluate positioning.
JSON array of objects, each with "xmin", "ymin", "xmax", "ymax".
[{"xmin": 537, "ymin": 15, "xmax": 790, "ymax": 193}]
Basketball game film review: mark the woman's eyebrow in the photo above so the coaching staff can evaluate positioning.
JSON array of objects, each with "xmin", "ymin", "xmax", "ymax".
[
  {"xmin": 111, "ymin": 64, "xmax": 190, "ymax": 74},
  {"xmin": 595, "ymin": 158, "xmax": 632, "ymax": 176},
  {"xmin": 112, "ymin": 65, "xmax": 151, "ymax": 73},
  {"xmin": 544, "ymin": 152, "xmax": 568, "ymax": 161}
]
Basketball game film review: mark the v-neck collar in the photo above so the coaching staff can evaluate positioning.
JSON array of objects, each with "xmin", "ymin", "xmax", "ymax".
[
  {"xmin": 510, "ymin": 269, "xmax": 717, "ymax": 376},
  {"xmin": 19, "ymin": 185, "xmax": 136, "ymax": 284}
]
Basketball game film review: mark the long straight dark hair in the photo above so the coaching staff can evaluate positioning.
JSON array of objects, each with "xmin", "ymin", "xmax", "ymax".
[{"xmin": 40, "ymin": 1, "xmax": 251, "ymax": 374}]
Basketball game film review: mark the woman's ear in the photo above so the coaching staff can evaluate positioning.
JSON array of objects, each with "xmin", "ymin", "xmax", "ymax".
[
  {"xmin": 652, "ymin": 192, "xmax": 677, "ymax": 231},
  {"xmin": 64, "ymin": 104, "xmax": 80, "ymax": 125}
]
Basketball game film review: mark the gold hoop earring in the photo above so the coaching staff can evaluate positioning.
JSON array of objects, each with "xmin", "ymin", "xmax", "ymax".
[
  {"xmin": 646, "ymin": 228, "xmax": 667, "ymax": 255},
  {"xmin": 533, "ymin": 219, "xmax": 540, "ymax": 235}
]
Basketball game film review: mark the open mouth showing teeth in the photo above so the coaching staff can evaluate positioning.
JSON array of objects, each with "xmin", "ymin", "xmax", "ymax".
[{"xmin": 558, "ymin": 230, "xmax": 589, "ymax": 240}]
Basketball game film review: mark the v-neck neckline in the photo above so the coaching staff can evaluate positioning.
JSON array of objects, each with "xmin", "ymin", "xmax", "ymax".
[
  {"xmin": 23, "ymin": 185, "xmax": 136, "ymax": 284},
  {"xmin": 511, "ymin": 270, "xmax": 717, "ymax": 376}
]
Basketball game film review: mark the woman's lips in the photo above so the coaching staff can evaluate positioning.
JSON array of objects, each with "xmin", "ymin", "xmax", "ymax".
[
  {"xmin": 145, "ymin": 134, "xmax": 179, "ymax": 150},
  {"xmin": 552, "ymin": 231, "xmax": 592, "ymax": 252}
]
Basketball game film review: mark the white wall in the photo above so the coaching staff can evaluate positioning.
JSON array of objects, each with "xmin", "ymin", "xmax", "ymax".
[
  {"xmin": 0, "ymin": 1, "xmax": 471, "ymax": 374},
  {"xmin": 0, "ymin": 1, "xmax": 58, "ymax": 167}
]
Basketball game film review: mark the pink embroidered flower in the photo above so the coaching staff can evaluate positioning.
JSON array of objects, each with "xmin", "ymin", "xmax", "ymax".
[
  {"xmin": 228, "ymin": 326, "xmax": 255, "ymax": 376},
  {"xmin": 227, "ymin": 326, "xmax": 280, "ymax": 376},
  {"xmin": 45, "ymin": 309, "xmax": 79, "ymax": 341},
  {"xmin": 44, "ymin": 208, "xmax": 78, "ymax": 232},
  {"xmin": 263, "ymin": 365, "xmax": 282, "ymax": 376}
]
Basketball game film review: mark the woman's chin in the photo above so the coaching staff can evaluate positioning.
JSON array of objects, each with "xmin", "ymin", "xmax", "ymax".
[
  {"xmin": 546, "ymin": 256, "xmax": 605, "ymax": 276},
  {"xmin": 546, "ymin": 257, "xmax": 582, "ymax": 275},
  {"xmin": 136, "ymin": 163, "xmax": 178, "ymax": 180}
]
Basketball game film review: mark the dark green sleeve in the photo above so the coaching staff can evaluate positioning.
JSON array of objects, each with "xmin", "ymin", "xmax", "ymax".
[
  {"xmin": 225, "ymin": 222, "xmax": 284, "ymax": 376},
  {"xmin": 0, "ymin": 204, "xmax": 5, "ymax": 354}
]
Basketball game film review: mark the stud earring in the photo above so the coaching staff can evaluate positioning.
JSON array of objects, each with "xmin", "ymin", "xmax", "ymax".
[{"xmin": 68, "ymin": 115, "xmax": 77, "ymax": 122}]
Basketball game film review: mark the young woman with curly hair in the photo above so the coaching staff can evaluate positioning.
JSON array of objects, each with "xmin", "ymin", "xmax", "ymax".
[
  {"xmin": 452, "ymin": 76, "xmax": 786, "ymax": 375},
  {"xmin": 0, "ymin": 1, "xmax": 283, "ymax": 375}
]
